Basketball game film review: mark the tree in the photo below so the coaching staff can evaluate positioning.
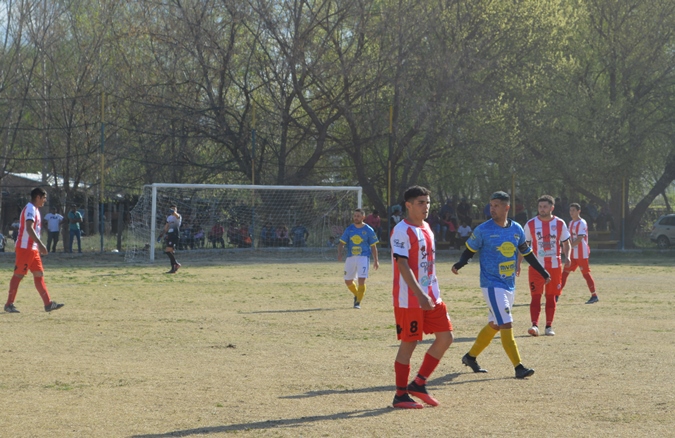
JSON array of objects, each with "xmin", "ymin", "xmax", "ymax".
[{"xmin": 521, "ymin": 0, "xmax": 675, "ymax": 246}]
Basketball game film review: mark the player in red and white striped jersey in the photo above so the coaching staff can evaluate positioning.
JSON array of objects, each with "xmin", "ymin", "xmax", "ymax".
[
  {"xmin": 562, "ymin": 203, "xmax": 598, "ymax": 304},
  {"xmin": 390, "ymin": 186, "xmax": 453, "ymax": 409},
  {"xmin": 521, "ymin": 195, "xmax": 570, "ymax": 337},
  {"xmin": 4, "ymin": 187, "xmax": 64, "ymax": 313}
]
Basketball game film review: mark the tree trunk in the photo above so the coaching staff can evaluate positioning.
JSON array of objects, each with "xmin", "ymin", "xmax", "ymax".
[{"xmin": 624, "ymin": 151, "xmax": 675, "ymax": 247}]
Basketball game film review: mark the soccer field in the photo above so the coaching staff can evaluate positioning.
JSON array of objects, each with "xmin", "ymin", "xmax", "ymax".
[{"xmin": 0, "ymin": 251, "xmax": 674, "ymax": 437}]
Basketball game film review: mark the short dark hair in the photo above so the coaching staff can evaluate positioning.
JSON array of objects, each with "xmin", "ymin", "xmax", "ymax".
[
  {"xmin": 31, "ymin": 187, "xmax": 47, "ymax": 200},
  {"xmin": 570, "ymin": 202, "xmax": 581, "ymax": 210},
  {"xmin": 354, "ymin": 208, "xmax": 365, "ymax": 215},
  {"xmin": 404, "ymin": 185, "xmax": 431, "ymax": 203},
  {"xmin": 537, "ymin": 195, "xmax": 555, "ymax": 205},
  {"xmin": 490, "ymin": 191, "xmax": 510, "ymax": 204}
]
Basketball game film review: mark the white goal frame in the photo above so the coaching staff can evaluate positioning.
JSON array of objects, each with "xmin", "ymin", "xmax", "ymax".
[{"xmin": 143, "ymin": 183, "xmax": 362, "ymax": 261}]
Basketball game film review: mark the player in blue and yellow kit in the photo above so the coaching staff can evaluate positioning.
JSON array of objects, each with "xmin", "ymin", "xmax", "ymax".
[
  {"xmin": 338, "ymin": 209, "xmax": 379, "ymax": 308},
  {"xmin": 452, "ymin": 191, "xmax": 550, "ymax": 379}
]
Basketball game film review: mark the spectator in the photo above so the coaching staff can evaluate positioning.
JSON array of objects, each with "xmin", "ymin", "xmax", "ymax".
[
  {"xmin": 180, "ymin": 223, "xmax": 194, "ymax": 250},
  {"xmin": 67, "ymin": 204, "xmax": 83, "ymax": 253},
  {"xmin": 291, "ymin": 223, "xmax": 309, "ymax": 247},
  {"xmin": 327, "ymin": 236, "xmax": 337, "ymax": 247},
  {"xmin": 457, "ymin": 198, "xmax": 472, "ymax": 225},
  {"xmin": 364, "ymin": 210, "xmax": 382, "ymax": 240},
  {"xmin": 0, "ymin": 231, "xmax": 5, "ymax": 252},
  {"xmin": 456, "ymin": 221, "xmax": 472, "ymax": 249},
  {"xmin": 276, "ymin": 224, "xmax": 290, "ymax": 246},
  {"xmin": 209, "ymin": 222, "xmax": 225, "ymax": 248},
  {"xmin": 44, "ymin": 207, "xmax": 64, "ymax": 253},
  {"xmin": 260, "ymin": 223, "xmax": 274, "ymax": 247},
  {"xmin": 440, "ymin": 198, "xmax": 455, "ymax": 221},
  {"xmin": 441, "ymin": 212, "xmax": 457, "ymax": 244},
  {"xmin": 10, "ymin": 217, "xmax": 20, "ymax": 241},
  {"xmin": 193, "ymin": 226, "xmax": 205, "ymax": 248},
  {"xmin": 227, "ymin": 221, "xmax": 240, "ymax": 246},
  {"xmin": 426, "ymin": 210, "xmax": 442, "ymax": 241},
  {"xmin": 239, "ymin": 224, "xmax": 252, "ymax": 248},
  {"xmin": 390, "ymin": 207, "xmax": 402, "ymax": 227}
]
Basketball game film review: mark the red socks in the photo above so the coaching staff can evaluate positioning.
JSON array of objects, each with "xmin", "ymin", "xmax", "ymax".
[
  {"xmin": 34, "ymin": 277, "xmax": 52, "ymax": 306},
  {"xmin": 6, "ymin": 275, "xmax": 22, "ymax": 306},
  {"xmin": 415, "ymin": 353, "xmax": 440, "ymax": 385},
  {"xmin": 530, "ymin": 294, "xmax": 542, "ymax": 325},
  {"xmin": 394, "ymin": 361, "xmax": 410, "ymax": 396},
  {"xmin": 545, "ymin": 296, "xmax": 557, "ymax": 327},
  {"xmin": 561, "ymin": 271, "xmax": 570, "ymax": 289}
]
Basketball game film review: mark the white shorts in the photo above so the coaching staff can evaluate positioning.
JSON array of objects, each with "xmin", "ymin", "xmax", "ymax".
[
  {"xmin": 481, "ymin": 287, "xmax": 515, "ymax": 326},
  {"xmin": 344, "ymin": 256, "xmax": 370, "ymax": 281}
]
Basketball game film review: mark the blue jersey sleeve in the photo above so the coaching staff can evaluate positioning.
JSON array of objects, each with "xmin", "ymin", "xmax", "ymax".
[
  {"xmin": 466, "ymin": 225, "xmax": 483, "ymax": 252},
  {"xmin": 339, "ymin": 226, "xmax": 351, "ymax": 244},
  {"xmin": 366, "ymin": 225, "xmax": 379, "ymax": 245}
]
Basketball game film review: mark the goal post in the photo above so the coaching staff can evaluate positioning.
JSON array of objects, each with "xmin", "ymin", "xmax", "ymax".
[{"xmin": 125, "ymin": 183, "xmax": 362, "ymax": 262}]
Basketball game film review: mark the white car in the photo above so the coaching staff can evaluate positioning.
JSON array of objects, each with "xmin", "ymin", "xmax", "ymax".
[{"xmin": 650, "ymin": 214, "xmax": 675, "ymax": 249}]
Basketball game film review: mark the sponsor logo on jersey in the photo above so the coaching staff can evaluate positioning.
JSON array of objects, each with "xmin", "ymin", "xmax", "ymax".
[
  {"xmin": 420, "ymin": 261, "xmax": 435, "ymax": 270},
  {"xmin": 499, "ymin": 260, "xmax": 516, "ymax": 278},
  {"xmin": 496, "ymin": 241, "xmax": 516, "ymax": 257}
]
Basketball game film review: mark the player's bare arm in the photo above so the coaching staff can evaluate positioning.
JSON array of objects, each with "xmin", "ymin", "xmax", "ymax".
[
  {"xmin": 337, "ymin": 241, "xmax": 344, "ymax": 261},
  {"xmin": 25, "ymin": 219, "xmax": 48, "ymax": 255},
  {"xmin": 562, "ymin": 239, "xmax": 571, "ymax": 267},
  {"xmin": 371, "ymin": 244, "xmax": 379, "ymax": 270},
  {"xmin": 570, "ymin": 234, "xmax": 585, "ymax": 247},
  {"xmin": 396, "ymin": 256, "xmax": 434, "ymax": 310}
]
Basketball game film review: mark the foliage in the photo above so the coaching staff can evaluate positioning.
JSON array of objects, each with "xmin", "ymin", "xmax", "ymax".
[{"xmin": 1, "ymin": 0, "xmax": 675, "ymax": 245}]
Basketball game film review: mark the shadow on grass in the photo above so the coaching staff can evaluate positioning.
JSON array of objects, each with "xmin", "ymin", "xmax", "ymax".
[
  {"xmin": 280, "ymin": 372, "xmax": 461, "ymax": 401},
  {"xmin": 130, "ymin": 371, "xmax": 507, "ymax": 437},
  {"xmin": 130, "ymin": 408, "xmax": 393, "ymax": 437}
]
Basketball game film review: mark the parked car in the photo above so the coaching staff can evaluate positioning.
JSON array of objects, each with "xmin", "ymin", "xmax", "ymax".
[{"xmin": 650, "ymin": 214, "xmax": 675, "ymax": 249}]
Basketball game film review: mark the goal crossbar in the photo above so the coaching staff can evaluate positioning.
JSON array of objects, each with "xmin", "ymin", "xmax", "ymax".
[{"xmin": 145, "ymin": 183, "xmax": 362, "ymax": 261}]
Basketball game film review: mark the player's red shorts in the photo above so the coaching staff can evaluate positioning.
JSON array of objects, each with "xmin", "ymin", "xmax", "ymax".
[
  {"xmin": 394, "ymin": 301, "xmax": 453, "ymax": 342},
  {"xmin": 564, "ymin": 258, "xmax": 591, "ymax": 274},
  {"xmin": 14, "ymin": 248, "xmax": 44, "ymax": 276},
  {"xmin": 529, "ymin": 265, "xmax": 562, "ymax": 296}
]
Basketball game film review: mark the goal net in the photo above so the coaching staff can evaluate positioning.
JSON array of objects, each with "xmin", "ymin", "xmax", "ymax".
[{"xmin": 125, "ymin": 184, "xmax": 362, "ymax": 262}]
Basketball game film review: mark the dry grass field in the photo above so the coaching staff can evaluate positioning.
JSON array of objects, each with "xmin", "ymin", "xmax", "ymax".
[{"xmin": 1, "ymin": 250, "xmax": 674, "ymax": 437}]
